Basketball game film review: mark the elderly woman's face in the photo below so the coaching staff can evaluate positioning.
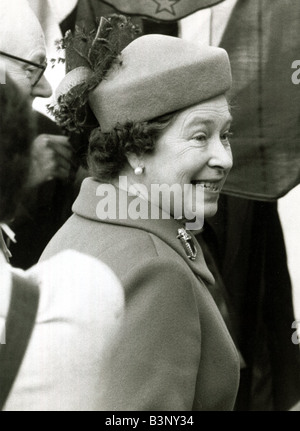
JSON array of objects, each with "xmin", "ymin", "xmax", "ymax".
[{"xmin": 142, "ymin": 95, "xmax": 233, "ymax": 221}]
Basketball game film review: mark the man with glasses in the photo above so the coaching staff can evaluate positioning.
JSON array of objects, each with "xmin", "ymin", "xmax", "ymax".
[
  {"xmin": 0, "ymin": 0, "xmax": 76, "ymax": 269},
  {"xmin": 0, "ymin": 0, "xmax": 74, "ymax": 186},
  {"xmin": 0, "ymin": 0, "xmax": 51, "ymax": 98},
  {"xmin": 0, "ymin": 51, "xmax": 48, "ymax": 90}
]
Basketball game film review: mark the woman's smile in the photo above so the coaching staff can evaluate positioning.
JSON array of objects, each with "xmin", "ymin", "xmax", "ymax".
[{"xmin": 191, "ymin": 179, "xmax": 225, "ymax": 193}]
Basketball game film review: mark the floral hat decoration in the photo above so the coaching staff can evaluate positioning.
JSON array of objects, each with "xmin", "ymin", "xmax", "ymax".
[{"xmin": 48, "ymin": 15, "xmax": 142, "ymax": 133}]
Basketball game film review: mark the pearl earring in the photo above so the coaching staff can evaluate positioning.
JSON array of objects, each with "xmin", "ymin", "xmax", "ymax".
[{"xmin": 134, "ymin": 166, "xmax": 144, "ymax": 176}]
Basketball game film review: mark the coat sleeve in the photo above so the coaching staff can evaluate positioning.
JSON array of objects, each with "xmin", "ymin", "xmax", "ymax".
[{"xmin": 98, "ymin": 256, "xmax": 201, "ymax": 411}]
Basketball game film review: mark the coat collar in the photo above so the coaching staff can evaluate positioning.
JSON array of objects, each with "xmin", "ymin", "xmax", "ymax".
[{"xmin": 73, "ymin": 178, "xmax": 215, "ymax": 286}]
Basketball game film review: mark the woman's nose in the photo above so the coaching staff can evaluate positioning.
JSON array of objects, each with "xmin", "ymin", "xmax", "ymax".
[
  {"xmin": 31, "ymin": 75, "xmax": 52, "ymax": 98},
  {"xmin": 207, "ymin": 139, "xmax": 233, "ymax": 171}
]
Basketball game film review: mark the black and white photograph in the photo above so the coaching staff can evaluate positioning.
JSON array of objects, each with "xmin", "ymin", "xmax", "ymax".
[{"xmin": 0, "ymin": 0, "xmax": 300, "ymax": 414}]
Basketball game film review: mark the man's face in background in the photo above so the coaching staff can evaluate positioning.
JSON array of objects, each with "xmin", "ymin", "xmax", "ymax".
[
  {"xmin": 0, "ymin": 0, "xmax": 52, "ymax": 223},
  {"xmin": 0, "ymin": 0, "xmax": 52, "ymax": 100}
]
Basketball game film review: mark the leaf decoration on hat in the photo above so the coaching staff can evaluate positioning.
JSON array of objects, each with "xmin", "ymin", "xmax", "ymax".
[{"xmin": 47, "ymin": 14, "xmax": 142, "ymax": 133}]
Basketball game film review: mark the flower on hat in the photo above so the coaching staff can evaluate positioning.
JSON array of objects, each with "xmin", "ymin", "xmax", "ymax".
[{"xmin": 47, "ymin": 15, "xmax": 141, "ymax": 133}]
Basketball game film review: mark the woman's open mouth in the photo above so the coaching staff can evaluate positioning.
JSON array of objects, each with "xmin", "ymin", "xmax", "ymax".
[{"xmin": 191, "ymin": 180, "xmax": 223, "ymax": 193}]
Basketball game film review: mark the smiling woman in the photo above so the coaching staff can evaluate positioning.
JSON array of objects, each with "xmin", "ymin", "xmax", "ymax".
[
  {"xmin": 40, "ymin": 16, "xmax": 240, "ymax": 410},
  {"xmin": 139, "ymin": 95, "xmax": 233, "ymax": 219}
]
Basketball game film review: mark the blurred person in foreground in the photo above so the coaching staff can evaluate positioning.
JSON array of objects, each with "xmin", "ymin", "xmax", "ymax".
[{"xmin": 41, "ymin": 16, "xmax": 240, "ymax": 410}]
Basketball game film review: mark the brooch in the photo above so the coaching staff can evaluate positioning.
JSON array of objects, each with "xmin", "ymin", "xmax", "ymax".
[{"xmin": 177, "ymin": 228, "xmax": 197, "ymax": 261}]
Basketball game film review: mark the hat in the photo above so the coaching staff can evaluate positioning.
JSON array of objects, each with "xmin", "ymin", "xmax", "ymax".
[
  {"xmin": 52, "ymin": 17, "xmax": 231, "ymax": 133},
  {"xmin": 89, "ymin": 34, "xmax": 232, "ymax": 132}
]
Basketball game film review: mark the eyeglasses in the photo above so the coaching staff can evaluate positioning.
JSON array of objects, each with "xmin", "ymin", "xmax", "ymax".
[{"xmin": 0, "ymin": 51, "xmax": 47, "ymax": 87}]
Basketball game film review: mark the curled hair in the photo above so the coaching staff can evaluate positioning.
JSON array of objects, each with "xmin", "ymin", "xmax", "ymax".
[{"xmin": 88, "ymin": 113, "xmax": 175, "ymax": 181}]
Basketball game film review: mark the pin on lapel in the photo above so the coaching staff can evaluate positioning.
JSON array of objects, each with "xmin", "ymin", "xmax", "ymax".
[{"xmin": 177, "ymin": 228, "xmax": 197, "ymax": 261}]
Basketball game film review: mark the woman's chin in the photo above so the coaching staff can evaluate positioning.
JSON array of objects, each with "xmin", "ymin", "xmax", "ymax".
[{"xmin": 203, "ymin": 202, "xmax": 219, "ymax": 219}]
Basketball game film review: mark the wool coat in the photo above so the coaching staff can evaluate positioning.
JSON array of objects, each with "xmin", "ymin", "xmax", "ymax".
[{"xmin": 41, "ymin": 177, "xmax": 240, "ymax": 411}]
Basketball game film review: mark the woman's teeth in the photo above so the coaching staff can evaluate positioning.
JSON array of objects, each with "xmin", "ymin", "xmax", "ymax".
[{"xmin": 191, "ymin": 180, "xmax": 220, "ymax": 192}]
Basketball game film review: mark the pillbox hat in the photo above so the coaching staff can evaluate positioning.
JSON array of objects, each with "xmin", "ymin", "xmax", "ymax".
[{"xmin": 89, "ymin": 34, "xmax": 232, "ymax": 132}]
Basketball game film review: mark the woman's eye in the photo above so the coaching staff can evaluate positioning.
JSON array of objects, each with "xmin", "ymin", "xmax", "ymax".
[
  {"xmin": 221, "ymin": 131, "xmax": 233, "ymax": 141},
  {"xmin": 193, "ymin": 134, "xmax": 206, "ymax": 142}
]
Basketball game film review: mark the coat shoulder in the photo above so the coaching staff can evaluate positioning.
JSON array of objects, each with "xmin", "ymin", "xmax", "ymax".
[{"xmin": 41, "ymin": 213, "xmax": 190, "ymax": 276}]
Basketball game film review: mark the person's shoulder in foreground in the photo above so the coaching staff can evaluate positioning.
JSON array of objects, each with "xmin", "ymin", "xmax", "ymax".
[{"xmin": 0, "ymin": 249, "xmax": 124, "ymax": 411}]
